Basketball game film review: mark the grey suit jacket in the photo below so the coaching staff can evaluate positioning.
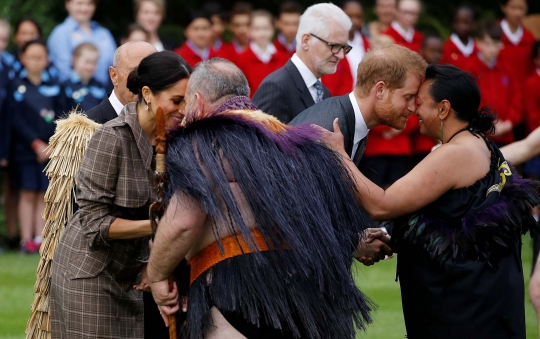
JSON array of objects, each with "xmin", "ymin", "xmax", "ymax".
[
  {"xmin": 86, "ymin": 93, "xmax": 118, "ymax": 124},
  {"xmin": 289, "ymin": 94, "xmax": 367, "ymax": 167},
  {"xmin": 252, "ymin": 59, "xmax": 331, "ymax": 123}
]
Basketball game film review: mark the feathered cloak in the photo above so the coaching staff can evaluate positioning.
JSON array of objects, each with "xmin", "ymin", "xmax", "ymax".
[{"xmin": 165, "ymin": 109, "xmax": 374, "ymax": 339}]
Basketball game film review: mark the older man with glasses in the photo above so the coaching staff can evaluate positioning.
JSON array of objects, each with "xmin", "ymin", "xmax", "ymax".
[{"xmin": 253, "ymin": 3, "xmax": 352, "ymax": 123}]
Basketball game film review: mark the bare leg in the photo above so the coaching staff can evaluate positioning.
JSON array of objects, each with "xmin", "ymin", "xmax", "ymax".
[
  {"xmin": 529, "ymin": 252, "xmax": 540, "ymax": 338},
  {"xmin": 18, "ymin": 190, "xmax": 36, "ymax": 242},
  {"xmin": 33, "ymin": 191, "xmax": 46, "ymax": 240},
  {"xmin": 205, "ymin": 307, "xmax": 247, "ymax": 339},
  {"xmin": 3, "ymin": 178, "xmax": 19, "ymax": 238}
]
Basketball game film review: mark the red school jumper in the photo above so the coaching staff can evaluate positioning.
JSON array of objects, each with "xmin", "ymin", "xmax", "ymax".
[
  {"xmin": 498, "ymin": 20, "xmax": 536, "ymax": 88},
  {"xmin": 382, "ymin": 24, "xmax": 423, "ymax": 53},
  {"xmin": 174, "ymin": 42, "xmax": 218, "ymax": 68},
  {"xmin": 465, "ymin": 54, "xmax": 523, "ymax": 145},
  {"xmin": 524, "ymin": 70, "xmax": 540, "ymax": 134},
  {"xmin": 441, "ymin": 34, "xmax": 478, "ymax": 71},
  {"xmin": 237, "ymin": 45, "xmax": 289, "ymax": 96}
]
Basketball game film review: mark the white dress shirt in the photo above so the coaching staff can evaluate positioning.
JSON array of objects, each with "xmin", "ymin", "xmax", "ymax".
[
  {"xmin": 349, "ymin": 92, "xmax": 369, "ymax": 158},
  {"xmin": 109, "ymin": 90, "xmax": 124, "ymax": 115},
  {"xmin": 291, "ymin": 53, "xmax": 320, "ymax": 103}
]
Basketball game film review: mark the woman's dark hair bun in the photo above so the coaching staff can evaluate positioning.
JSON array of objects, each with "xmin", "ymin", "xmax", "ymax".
[
  {"xmin": 471, "ymin": 106, "xmax": 497, "ymax": 135},
  {"xmin": 126, "ymin": 68, "xmax": 140, "ymax": 95}
]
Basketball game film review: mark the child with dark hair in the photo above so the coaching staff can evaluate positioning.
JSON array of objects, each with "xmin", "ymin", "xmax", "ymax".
[
  {"xmin": 238, "ymin": 10, "xmax": 288, "ymax": 95},
  {"xmin": 499, "ymin": 0, "xmax": 536, "ymax": 89},
  {"xmin": 274, "ymin": 1, "xmax": 303, "ymax": 57},
  {"xmin": 203, "ymin": 1, "xmax": 226, "ymax": 52},
  {"xmin": 174, "ymin": 10, "xmax": 217, "ymax": 68},
  {"xmin": 61, "ymin": 43, "xmax": 106, "ymax": 111},
  {"xmin": 441, "ymin": 4, "xmax": 478, "ymax": 70},
  {"xmin": 6, "ymin": 40, "xmax": 67, "ymax": 253},
  {"xmin": 216, "ymin": 2, "xmax": 252, "ymax": 65},
  {"xmin": 465, "ymin": 21, "xmax": 522, "ymax": 146}
]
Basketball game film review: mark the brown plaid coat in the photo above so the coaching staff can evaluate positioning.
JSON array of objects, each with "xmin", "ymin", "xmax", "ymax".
[{"xmin": 50, "ymin": 102, "xmax": 156, "ymax": 339}]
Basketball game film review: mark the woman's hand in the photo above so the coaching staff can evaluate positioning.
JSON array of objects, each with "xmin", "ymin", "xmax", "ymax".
[
  {"xmin": 133, "ymin": 264, "xmax": 151, "ymax": 292},
  {"xmin": 313, "ymin": 118, "xmax": 349, "ymax": 158}
]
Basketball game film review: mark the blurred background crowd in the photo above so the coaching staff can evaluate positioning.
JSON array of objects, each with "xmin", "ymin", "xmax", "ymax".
[{"xmin": 0, "ymin": 0, "xmax": 539, "ymax": 254}]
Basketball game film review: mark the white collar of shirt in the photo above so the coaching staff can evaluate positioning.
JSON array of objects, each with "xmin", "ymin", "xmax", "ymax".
[
  {"xmin": 501, "ymin": 19, "xmax": 523, "ymax": 45},
  {"xmin": 349, "ymin": 92, "xmax": 369, "ymax": 158},
  {"xmin": 391, "ymin": 21, "xmax": 415, "ymax": 43},
  {"xmin": 346, "ymin": 31, "xmax": 365, "ymax": 89},
  {"xmin": 109, "ymin": 90, "xmax": 124, "ymax": 115},
  {"xmin": 450, "ymin": 33, "xmax": 475, "ymax": 57},
  {"xmin": 154, "ymin": 40, "xmax": 165, "ymax": 52},
  {"xmin": 250, "ymin": 41, "xmax": 277, "ymax": 64},
  {"xmin": 291, "ymin": 53, "xmax": 320, "ymax": 102}
]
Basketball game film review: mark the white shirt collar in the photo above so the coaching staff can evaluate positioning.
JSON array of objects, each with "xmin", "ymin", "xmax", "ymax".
[
  {"xmin": 500, "ymin": 19, "xmax": 523, "ymax": 46},
  {"xmin": 349, "ymin": 92, "xmax": 369, "ymax": 158},
  {"xmin": 391, "ymin": 21, "xmax": 415, "ymax": 43},
  {"xmin": 109, "ymin": 90, "xmax": 124, "ymax": 115},
  {"xmin": 250, "ymin": 41, "xmax": 277, "ymax": 64},
  {"xmin": 450, "ymin": 33, "xmax": 475, "ymax": 57},
  {"xmin": 291, "ymin": 53, "xmax": 319, "ymax": 88}
]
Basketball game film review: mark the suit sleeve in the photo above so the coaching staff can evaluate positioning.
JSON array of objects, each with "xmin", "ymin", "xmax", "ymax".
[{"xmin": 252, "ymin": 80, "xmax": 291, "ymax": 123}]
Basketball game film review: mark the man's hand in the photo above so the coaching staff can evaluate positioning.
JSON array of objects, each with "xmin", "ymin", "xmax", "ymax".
[
  {"xmin": 150, "ymin": 279, "xmax": 179, "ymax": 327},
  {"xmin": 355, "ymin": 228, "xmax": 393, "ymax": 266},
  {"xmin": 133, "ymin": 264, "xmax": 151, "ymax": 292},
  {"xmin": 494, "ymin": 120, "xmax": 513, "ymax": 137},
  {"xmin": 34, "ymin": 141, "xmax": 50, "ymax": 163}
]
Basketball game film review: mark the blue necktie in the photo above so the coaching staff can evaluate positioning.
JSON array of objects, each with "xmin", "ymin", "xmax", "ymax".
[{"xmin": 313, "ymin": 80, "xmax": 324, "ymax": 103}]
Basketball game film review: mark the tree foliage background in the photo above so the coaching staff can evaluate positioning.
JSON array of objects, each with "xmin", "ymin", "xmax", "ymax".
[{"xmin": 0, "ymin": 0, "xmax": 539, "ymax": 48}]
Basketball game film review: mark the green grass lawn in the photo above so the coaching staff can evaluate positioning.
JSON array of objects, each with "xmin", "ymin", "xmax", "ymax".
[{"xmin": 0, "ymin": 217, "xmax": 538, "ymax": 338}]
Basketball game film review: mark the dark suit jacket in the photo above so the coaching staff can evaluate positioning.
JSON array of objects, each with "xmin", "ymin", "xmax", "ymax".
[
  {"xmin": 86, "ymin": 93, "xmax": 118, "ymax": 124},
  {"xmin": 252, "ymin": 59, "xmax": 331, "ymax": 123},
  {"xmin": 289, "ymin": 94, "xmax": 367, "ymax": 167}
]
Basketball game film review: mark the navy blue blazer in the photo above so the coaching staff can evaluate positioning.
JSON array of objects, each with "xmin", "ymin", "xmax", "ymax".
[{"xmin": 252, "ymin": 59, "xmax": 331, "ymax": 123}]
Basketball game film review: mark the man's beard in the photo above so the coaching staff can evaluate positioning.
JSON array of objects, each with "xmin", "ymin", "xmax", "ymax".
[{"xmin": 375, "ymin": 95, "xmax": 405, "ymax": 130}]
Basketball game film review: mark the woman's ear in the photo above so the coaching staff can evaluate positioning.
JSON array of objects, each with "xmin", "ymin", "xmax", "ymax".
[
  {"xmin": 439, "ymin": 100, "xmax": 451, "ymax": 120},
  {"xmin": 141, "ymin": 86, "xmax": 152, "ymax": 105}
]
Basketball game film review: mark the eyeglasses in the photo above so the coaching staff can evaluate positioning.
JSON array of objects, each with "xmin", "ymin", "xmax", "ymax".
[{"xmin": 310, "ymin": 33, "xmax": 352, "ymax": 55}]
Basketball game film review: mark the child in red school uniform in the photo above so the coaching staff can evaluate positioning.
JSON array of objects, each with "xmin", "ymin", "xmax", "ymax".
[
  {"xmin": 322, "ymin": 0, "xmax": 370, "ymax": 97},
  {"xmin": 217, "ymin": 2, "xmax": 252, "ymax": 66},
  {"xmin": 204, "ymin": 2, "xmax": 226, "ymax": 53},
  {"xmin": 441, "ymin": 4, "xmax": 478, "ymax": 70},
  {"xmin": 382, "ymin": 0, "xmax": 423, "ymax": 53},
  {"xmin": 273, "ymin": 1, "xmax": 303, "ymax": 58},
  {"xmin": 174, "ymin": 10, "xmax": 217, "ymax": 68},
  {"xmin": 466, "ymin": 21, "xmax": 522, "ymax": 146},
  {"xmin": 410, "ymin": 33, "xmax": 443, "ymax": 165},
  {"xmin": 238, "ymin": 10, "xmax": 288, "ymax": 96},
  {"xmin": 522, "ymin": 41, "xmax": 540, "ymax": 179},
  {"xmin": 6, "ymin": 40, "xmax": 67, "ymax": 253},
  {"xmin": 499, "ymin": 0, "xmax": 536, "ymax": 88}
]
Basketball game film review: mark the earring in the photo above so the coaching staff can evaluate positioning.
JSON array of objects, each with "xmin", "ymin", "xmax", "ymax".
[
  {"xmin": 440, "ymin": 119, "xmax": 444, "ymax": 143},
  {"xmin": 144, "ymin": 101, "xmax": 149, "ymax": 110}
]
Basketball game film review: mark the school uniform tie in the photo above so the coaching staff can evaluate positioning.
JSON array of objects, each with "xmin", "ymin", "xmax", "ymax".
[{"xmin": 313, "ymin": 80, "xmax": 324, "ymax": 103}]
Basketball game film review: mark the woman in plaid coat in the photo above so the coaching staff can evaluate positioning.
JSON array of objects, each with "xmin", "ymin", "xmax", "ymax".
[{"xmin": 50, "ymin": 51, "xmax": 191, "ymax": 339}]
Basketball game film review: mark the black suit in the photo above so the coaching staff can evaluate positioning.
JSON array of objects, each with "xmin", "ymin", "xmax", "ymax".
[
  {"xmin": 289, "ymin": 94, "xmax": 367, "ymax": 168},
  {"xmin": 252, "ymin": 60, "xmax": 331, "ymax": 123},
  {"xmin": 85, "ymin": 94, "xmax": 118, "ymax": 124}
]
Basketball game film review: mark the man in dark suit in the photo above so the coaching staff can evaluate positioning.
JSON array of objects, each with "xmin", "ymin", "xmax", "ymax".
[
  {"xmin": 252, "ymin": 3, "xmax": 352, "ymax": 123},
  {"xmin": 290, "ymin": 44, "xmax": 427, "ymax": 169},
  {"xmin": 86, "ymin": 41, "xmax": 156, "ymax": 123}
]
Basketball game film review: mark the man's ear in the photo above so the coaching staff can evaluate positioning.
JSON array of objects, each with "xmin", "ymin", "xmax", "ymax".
[
  {"xmin": 301, "ymin": 34, "xmax": 310, "ymax": 50},
  {"xmin": 195, "ymin": 93, "xmax": 205, "ymax": 114},
  {"xmin": 374, "ymin": 81, "xmax": 385, "ymax": 100},
  {"xmin": 109, "ymin": 66, "xmax": 117, "ymax": 86}
]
